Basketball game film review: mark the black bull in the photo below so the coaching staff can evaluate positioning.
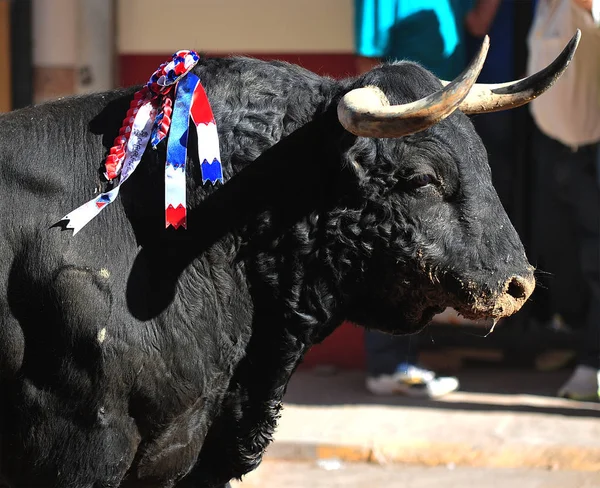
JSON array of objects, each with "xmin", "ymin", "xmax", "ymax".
[{"xmin": 0, "ymin": 34, "xmax": 579, "ymax": 488}]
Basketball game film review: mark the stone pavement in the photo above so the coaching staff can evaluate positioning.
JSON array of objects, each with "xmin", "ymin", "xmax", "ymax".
[
  {"xmin": 233, "ymin": 461, "xmax": 600, "ymax": 488},
  {"xmin": 263, "ymin": 368, "xmax": 600, "ymax": 471}
]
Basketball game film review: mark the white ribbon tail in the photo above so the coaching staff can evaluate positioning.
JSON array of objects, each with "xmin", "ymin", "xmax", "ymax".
[
  {"xmin": 59, "ymin": 100, "xmax": 156, "ymax": 234},
  {"xmin": 60, "ymin": 186, "xmax": 120, "ymax": 235},
  {"xmin": 196, "ymin": 122, "xmax": 223, "ymax": 184},
  {"xmin": 165, "ymin": 165, "xmax": 186, "ymax": 209}
]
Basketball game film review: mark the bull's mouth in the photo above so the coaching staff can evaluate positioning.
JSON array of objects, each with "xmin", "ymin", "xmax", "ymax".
[
  {"xmin": 415, "ymin": 304, "xmax": 447, "ymax": 328},
  {"xmin": 346, "ymin": 260, "xmax": 535, "ymax": 336},
  {"xmin": 384, "ymin": 269, "xmax": 536, "ymax": 334}
]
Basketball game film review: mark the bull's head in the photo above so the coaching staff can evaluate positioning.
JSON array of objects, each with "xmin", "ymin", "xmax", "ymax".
[{"xmin": 328, "ymin": 32, "xmax": 580, "ymax": 334}]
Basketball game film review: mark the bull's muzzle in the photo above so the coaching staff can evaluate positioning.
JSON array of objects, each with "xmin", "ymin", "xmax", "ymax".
[{"xmin": 466, "ymin": 272, "xmax": 536, "ymax": 320}]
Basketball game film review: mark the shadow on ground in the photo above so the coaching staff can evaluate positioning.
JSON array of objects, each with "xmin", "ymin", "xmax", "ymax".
[{"xmin": 285, "ymin": 368, "xmax": 600, "ymax": 418}]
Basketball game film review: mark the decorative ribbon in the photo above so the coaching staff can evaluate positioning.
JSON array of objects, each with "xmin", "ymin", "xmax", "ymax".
[
  {"xmin": 59, "ymin": 49, "xmax": 223, "ymax": 234},
  {"xmin": 60, "ymin": 100, "xmax": 156, "ymax": 234},
  {"xmin": 191, "ymin": 82, "xmax": 223, "ymax": 185},
  {"xmin": 165, "ymin": 71, "xmax": 198, "ymax": 229}
]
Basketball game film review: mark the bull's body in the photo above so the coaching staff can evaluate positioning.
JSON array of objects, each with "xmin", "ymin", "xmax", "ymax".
[
  {"xmin": 1, "ymin": 58, "xmax": 338, "ymax": 488},
  {"xmin": 0, "ymin": 47, "xmax": 550, "ymax": 487}
]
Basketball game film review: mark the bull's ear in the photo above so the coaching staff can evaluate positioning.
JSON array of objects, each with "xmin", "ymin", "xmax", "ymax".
[
  {"xmin": 339, "ymin": 135, "xmax": 369, "ymax": 186},
  {"xmin": 333, "ymin": 118, "xmax": 367, "ymax": 184}
]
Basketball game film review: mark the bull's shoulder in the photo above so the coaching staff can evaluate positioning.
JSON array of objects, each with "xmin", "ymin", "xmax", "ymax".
[
  {"xmin": 0, "ymin": 88, "xmax": 135, "ymax": 179},
  {"xmin": 0, "ymin": 89, "xmax": 138, "ymax": 231}
]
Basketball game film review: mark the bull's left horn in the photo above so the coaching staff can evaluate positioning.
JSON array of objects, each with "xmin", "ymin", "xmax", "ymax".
[
  {"xmin": 337, "ymin": 36, "xmax": 489, "ymax": 138},
  {"xmin": 443, "ymin": 30, "xmax": 580, "ymax": 114}
]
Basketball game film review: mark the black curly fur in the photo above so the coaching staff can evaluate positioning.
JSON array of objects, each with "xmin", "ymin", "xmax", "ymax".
[{"xmin": 0, "ymin": 56, "xmax": 532, "ymax": 487}]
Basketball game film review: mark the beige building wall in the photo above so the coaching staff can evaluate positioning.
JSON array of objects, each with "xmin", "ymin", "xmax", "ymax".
[{"xmin": 117, "ymin": 0, "xmax": 354, "ymax": 54}]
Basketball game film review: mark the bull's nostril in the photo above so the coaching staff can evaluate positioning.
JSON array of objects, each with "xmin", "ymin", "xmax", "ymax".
[{"xmin": 506, "ymin": 277, "xmax": 527, "ymax": 300}]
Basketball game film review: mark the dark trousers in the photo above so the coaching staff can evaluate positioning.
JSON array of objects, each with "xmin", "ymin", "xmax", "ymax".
[
  {"xmin": 530, "ymin": 126, "xmax": 600, "ymax": 369},
  {"xmin": 472, "ymin": 111, "xmax": 516, "ymax": 218},
  {"xmin": 364, "ymin": 330, "xmax": 420, "ymax": 376}
]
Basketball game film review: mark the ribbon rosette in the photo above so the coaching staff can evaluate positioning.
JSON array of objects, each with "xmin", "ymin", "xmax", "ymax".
[{"xmin": 60, "ymin": 50, "xmax": 223, "ymax": 234}]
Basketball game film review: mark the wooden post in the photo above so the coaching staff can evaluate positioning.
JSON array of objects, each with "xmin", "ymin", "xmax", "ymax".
[
  {"xmin": 0, "ymin": 0, "xmax": 11, "ymax": 112},
  {"xmin": 10, "ymin": 0, "xmax": 33, "ymax": 110}
]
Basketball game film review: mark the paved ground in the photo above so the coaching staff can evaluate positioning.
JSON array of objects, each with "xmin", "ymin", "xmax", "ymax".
[
  {"xmin": 233, "ymin": 460, "xmax": 600, "ymax": 488},
  {"xmin": 263, "ymin": 368, "xmax": 600, "ymax": 470}
]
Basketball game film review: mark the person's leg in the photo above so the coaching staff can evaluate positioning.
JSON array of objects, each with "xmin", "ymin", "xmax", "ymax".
[
  {"xmin": 579, "ymin": 295, "xmax": 600, "ymax": 369},
  {"xmin": 364, "ymin": 330, "xmax": 458, "ymax": 397},
  {"xmin": 530, "ymin": 125, "xmax": 589, "ymax": 327},
  {"xmin": 555, "ymin": 141, "xmax": 600, "ymax": 399},
  {"xmin": 575, "ymin": 144, "xmax": 600, "ymax": 371},
  {"xmin": 472, "ymin": 111, "xmax": 515, "ymax": 217},
  {"xmin": 364, "ymin": 330, "xmax": 419, "ymax": 377}
]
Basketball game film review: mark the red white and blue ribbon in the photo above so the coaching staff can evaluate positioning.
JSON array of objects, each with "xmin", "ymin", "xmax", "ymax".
[
  {"xmin": 59, "ymin": 50, "xmax": 223, "ymax": 234},
  {"xmin": 60, "ymin": 98, "xmax": 156, "ymax": 234},
  {"xmin": 191, "ymin": 82, "xmax": 223, "ymax": 185},
  {"xmin": 165, "ymin": 71, "xmax": 196, "ymax": 229}
]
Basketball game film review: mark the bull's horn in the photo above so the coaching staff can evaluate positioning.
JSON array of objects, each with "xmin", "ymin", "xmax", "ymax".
[
  {"xmin": 337, "ymin": 36, "xmax": 489, "ymax": 138},
  {"xmin": 443, "ymin": 30, "xmax": 581, "ymax": 114}
]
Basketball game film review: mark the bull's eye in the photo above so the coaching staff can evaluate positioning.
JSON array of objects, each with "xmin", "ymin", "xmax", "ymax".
[{"xmin": 409, "ymin": 173, "xmax": 436, "ymax": 188}]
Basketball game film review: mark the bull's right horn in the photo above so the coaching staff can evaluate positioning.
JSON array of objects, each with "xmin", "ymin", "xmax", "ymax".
[
  {"xmin": 443, "ymin": 30, "xmax": 581, "ymax": 114},
  {"xmin": 337, "ymin": 36, "xmax": 490, "ymax": 138}
]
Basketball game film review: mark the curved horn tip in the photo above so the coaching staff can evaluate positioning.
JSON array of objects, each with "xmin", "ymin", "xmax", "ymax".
[
  {"xmin": 450, "ymin": 29, "xmax": 582, "ymax": 115},
  {"xmin": 469, "ymin": 35, "xmax": 489, "ymax": 71},
  {"xmin": 469, "ymin": 35, "xmax": 490, "ymax": 76},
  {"xmin": 473, "ymin": 34, "xmax": 490, "ymax": 62},
  {"xmin": 336, "ymin": 32, "xmax": 490, "ymax": 138},
  {"xmin": 482, "ymin": 34, "xmax": 490, "ymax": 49},
  {"xmin": 570, "ymin": 29, "xmax": 582, "ymax": 51}
]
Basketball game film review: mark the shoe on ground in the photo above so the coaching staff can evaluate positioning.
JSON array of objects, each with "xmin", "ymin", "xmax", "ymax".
[
  {"xmin": 557, "ymin": 365, "xmax": 600, "ymax": 402},
  {"xmin": 366, "ymin": 363, "xmax": 459, "ymax": 398},
  {"xmin": 534, "ymin": 350, "xmax": 576, "ymax": 372}
]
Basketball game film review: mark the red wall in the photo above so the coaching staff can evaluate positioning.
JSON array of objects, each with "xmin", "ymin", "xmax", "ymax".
[
  {"xmin": 301, "ymin": 322, "xmax": 366, "ymax": 370},
  {"xmin": 118, "ymin": 53, "xmax": 358, "ymax": 87}
]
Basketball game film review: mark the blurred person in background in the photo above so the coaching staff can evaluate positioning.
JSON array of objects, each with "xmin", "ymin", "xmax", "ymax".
[
  {"xmin": 528, "ymin": 0, "xmax": 600, "ymax": 401},
  {"xmin": 354, "ymin": 0, "xmax": 500, "ymax": 397},
  {"xmin": 465, "ymin": 1, "xmax": 517, "ymax": 220}
]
